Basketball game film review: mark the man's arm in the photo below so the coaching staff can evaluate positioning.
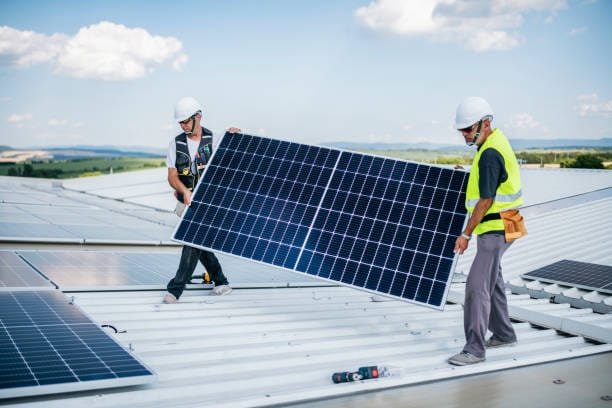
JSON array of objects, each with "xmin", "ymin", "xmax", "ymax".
[
  {"xmin": 168, "ymin": 168, "xmax": 192, "ymax": 206},
  {"xmin": 454, "ymin": 197, "xmax": 493, "ymax": 255}
]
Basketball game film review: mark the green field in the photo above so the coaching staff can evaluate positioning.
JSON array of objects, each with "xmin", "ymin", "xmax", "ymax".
[
  {"xmin": 1, "ymin": 148, "xmax": 610, "ymax": 180},
  {"xmin": 360, "ymin": 148, "xmax": 612, "ymax": 168},
  {"xmin": 0, "ymin": 157, "xmax": 165, "ymax": 179}
]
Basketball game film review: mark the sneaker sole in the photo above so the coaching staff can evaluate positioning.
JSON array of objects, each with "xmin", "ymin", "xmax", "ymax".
[
  {"xmin": 448, "ymin": 358, "xmax": 485, "ymax": 366},
  {"xmin": 486, "ymin": 342, "xmax": 516, "ymax": 349},
  {"xmin": 211, "ymin": 289, "xmax": 232, "ymax": 296}
]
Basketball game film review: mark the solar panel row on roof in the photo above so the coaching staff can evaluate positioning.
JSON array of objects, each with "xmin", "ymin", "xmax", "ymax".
[
  {"xmin": 0, "ymin": 290, "xmax": 155, "ymax": 399},
  {"xmin": 523, "ymin": 259, "xmax": 612, "ymax": 294}
]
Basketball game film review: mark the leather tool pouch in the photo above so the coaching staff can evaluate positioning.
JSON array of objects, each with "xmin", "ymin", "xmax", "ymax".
[{"xmin": 500, "ymin": 209, "xmax": 527, "ymax": 243}]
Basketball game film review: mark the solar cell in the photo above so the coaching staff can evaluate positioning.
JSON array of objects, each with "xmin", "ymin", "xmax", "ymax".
[
  {"xmin": 174, "ymin": 133, "xmax": 468, "ymax": 309},
  {"xmin": 0, "ymin": 290, "xmax": 154, "ymax": 399},
  {"xmin": 522, "ymin": 259, "xmax": 612, "ymax": 295},
  {"xmin": 0, "ymin": 251, "xmax": 54, "ymax": 289}
]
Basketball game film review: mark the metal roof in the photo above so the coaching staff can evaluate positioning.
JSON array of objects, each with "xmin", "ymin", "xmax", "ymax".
[{"xmin": 1, "ymin": 167, "xmax": 611, "ymax": 407}]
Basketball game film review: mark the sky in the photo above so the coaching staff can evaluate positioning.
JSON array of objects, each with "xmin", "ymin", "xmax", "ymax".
[{"xmin": 0, "ymin": 0, "xmax": 611, "ymax": 149}]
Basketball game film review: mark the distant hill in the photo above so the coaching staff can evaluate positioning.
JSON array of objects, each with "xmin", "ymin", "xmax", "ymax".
[
  {"xmin": 0, "ymin": 145, "xmax": 165, "ymax": 161},
  {"xmin": 509, "ymin": 138, "xmax": 612, "ymax": 149},
  {"xmin": 324, "ymin": 138, "xmax": 612, "ymax": 151},
  {"xmin": 60, "ymin": 145, "xmax": 166, "ymax": 156},
  {"xmin": 45, "ymin": 147, "xmax": 164, "ymax": 160}
]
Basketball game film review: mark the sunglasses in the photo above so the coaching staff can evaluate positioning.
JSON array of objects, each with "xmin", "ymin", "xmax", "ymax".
[
  {"xmin": 458, "ymin": 124, "xmax": 475, "ymax": 133},
  {"xmin": 179, "ymin": 114, "xmax": 196, "ymax": 125}
]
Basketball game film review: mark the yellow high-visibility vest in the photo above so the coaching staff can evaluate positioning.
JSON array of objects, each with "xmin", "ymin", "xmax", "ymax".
[{"xmin": 466, "ymin": 128, "xmax": 523, "ymax": 235}]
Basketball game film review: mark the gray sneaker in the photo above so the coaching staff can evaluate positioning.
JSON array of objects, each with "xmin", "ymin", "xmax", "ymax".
[
  {"xmin": 448, "ymin": 352, "xmax": 485, "ymax": 366},
  {"xmin": 486, "ymin": 337, "xmax": 517, "ymax": 348},
  {"xmin": 211, "ymin": 285, "xmax": 232, "ymax": 296},
  {"xmin": 162, "ymin": 292, "xmax": 177, "ymax": 304}
]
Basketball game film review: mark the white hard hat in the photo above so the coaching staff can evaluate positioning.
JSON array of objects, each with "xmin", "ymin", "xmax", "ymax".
[
  {"xmin": 455, "ymin": 96, "xmax": 493, "ymax": 129},
  {"xmin": 174, "ymin": 96, "xmax": 203, "ymax": 122}
]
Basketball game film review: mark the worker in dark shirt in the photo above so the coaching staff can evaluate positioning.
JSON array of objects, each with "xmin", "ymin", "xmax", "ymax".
[{"xmin": 448, "ymin": 97, "xmax": 524, "ymax": 366}]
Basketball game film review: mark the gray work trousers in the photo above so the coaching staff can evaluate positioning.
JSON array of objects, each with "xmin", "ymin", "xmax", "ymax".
[{"xmin": 463, "ymin": 233, "xmax": 516, "ymax": 358}]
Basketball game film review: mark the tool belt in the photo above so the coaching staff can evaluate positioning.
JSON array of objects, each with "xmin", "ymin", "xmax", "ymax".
[{"xmin": 481, "ymin": 210, "xmax": 527, "ymax": 243}]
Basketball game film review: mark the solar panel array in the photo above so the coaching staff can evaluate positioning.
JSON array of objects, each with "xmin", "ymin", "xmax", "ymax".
[
  {"xmin": 0, "ymin": 186, "xmax": 174, "ymax": 244},
  {"xmin": 0, "ymin": 251, "xmax": 54, "ymax": 289},
  {"xmin": 523, "ymin": 259, "xmax": 612, "ymax": 295},
  {"xmin": 17, "ymin": 251, "xmax": 184, "ymax": 290},
  {"xmin": 0, "ymin": 290, "xmax": 155, "ymax": 399},
  {"xmin": 174, "ymin": 133, "xmax": 468, "ymax": 309}
]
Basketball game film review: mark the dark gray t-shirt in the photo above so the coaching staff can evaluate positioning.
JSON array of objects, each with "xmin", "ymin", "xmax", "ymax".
[{"xmin": 478, "ymin": 147, "xmax": 507, "ymax": 198}]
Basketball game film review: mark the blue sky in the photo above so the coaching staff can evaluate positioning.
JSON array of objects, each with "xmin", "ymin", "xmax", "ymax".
[{"xmin": 0, "ymin": 0, "xmax": 610, "ymax": 148}]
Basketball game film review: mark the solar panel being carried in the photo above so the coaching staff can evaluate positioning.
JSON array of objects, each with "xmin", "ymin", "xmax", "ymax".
[
  {"xmin": 174, "ymin": 133, "xmax": 468, "ymax": 309},
  {"xmin": 522, "ymin": 259, "xmax": 612, "ymax": 295},
  {"xmin": 0, "ymin": 290, "xmax": 155, "ymax": 399}
]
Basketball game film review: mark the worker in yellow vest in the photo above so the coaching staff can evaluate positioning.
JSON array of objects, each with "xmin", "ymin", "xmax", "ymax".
[{"xmin": 448, "ymin": 97, "xmax": 523, "ymax": 366}]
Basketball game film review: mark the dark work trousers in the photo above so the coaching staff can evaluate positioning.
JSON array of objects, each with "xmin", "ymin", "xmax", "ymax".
[
  {"xmin": 463, "ymin": 233, "xmax": 517, "ymax": 358},
  {"xmin": 166, "ymin": 245, "xmax": 229, "ymax": 299}
]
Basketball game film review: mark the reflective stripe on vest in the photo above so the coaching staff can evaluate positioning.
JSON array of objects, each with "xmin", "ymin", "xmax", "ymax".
[
  {"xmin": 466, "ymin": 188, "xmax": 523, "ymax": 208},
  {"xmin": 465, "ymin": 128, "xmax": 523, "ymax": 235}
]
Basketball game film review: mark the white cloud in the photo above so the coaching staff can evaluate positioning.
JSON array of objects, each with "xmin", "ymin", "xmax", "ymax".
[
  {"xmin": 355, "ymin": 0, "xmax": 567, "ymax": 51},
  {"xmin": 576, "ymin": 94, "xmax": 612, "ymax": 117},
  {"xmin": 48, "ymin": 118, "xmax": 83, "ymax": 127},
  {"xmin": 7, "ymin": 113, "xmax": 33, "ymax": 124},
  {"xmin": 544, "ymin": 15, "xmax": 556, "ymax": 23},
  {"xmin": 0, "ymin": 22, "xmax": 188, "ymax": 80},
  {"xmin": 569, "ymin": 26, "xmax": 587, "ymax": 36},
  {"xmin": 48, "ymin": 118, "xmax": 68, "ymax": 126},
  {"xmin": 506, "ymin": 113, "xmax": 549, "ymax": 133},
  {"xmin": 467, "ymin": 30, "xmax": 521, "ymax": 52},
  {"xmin": 0, "ymin": 26, "xmax": 67, "ymax": 66}
]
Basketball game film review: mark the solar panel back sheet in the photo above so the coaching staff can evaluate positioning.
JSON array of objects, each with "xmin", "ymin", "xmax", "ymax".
[{"xmin": 174, "ymin": 133, "xmax": 468, "ymax": 309}]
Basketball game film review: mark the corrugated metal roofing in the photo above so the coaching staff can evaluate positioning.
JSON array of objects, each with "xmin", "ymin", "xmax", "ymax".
[
  {"xmin": 5, "ymin": 288, "xmax": 612, "ymax": 407},
  {"xmin": 1, "ymin": 167, "xmax": 611, "ymax": 407}
]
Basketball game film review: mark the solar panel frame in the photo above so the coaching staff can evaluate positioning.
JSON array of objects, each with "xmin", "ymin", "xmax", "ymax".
[
  {"xmin": 522, "ymin": 259, "xmax": 612, "ymax": 295},
  {"xmin": 173, "ymin": 133, "xmax": 468, "ymax": 309},
  {"xmin": 0, "ymin": 290, "xmax": 155, "ymax": 399}
]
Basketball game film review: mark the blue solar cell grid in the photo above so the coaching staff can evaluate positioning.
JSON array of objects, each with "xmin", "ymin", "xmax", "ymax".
[
  {"xmin": 296, "ymin": 152, "xmax": 467, "ymax": 306},
  {"xmin": 523, "ymin": 259, "xmax": 612, "ymax": 295},
  {"xmin": 174, "ymin": 133, "xmax": 468, "ymax": 309},
  {"xmin": 0, "ymin": 291, "xmax": 154, "ymax": 397},
  {"xmin": 175, "ymin": 134, "xmax": 339, "ymax": 269}
]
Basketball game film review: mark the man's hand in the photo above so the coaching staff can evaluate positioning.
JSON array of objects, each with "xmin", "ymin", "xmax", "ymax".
[
  {"xmin": 454, "ymin": 235, "xmax": 469, "ymax": 254},
  {"xmin": 227, "ymin": 127, "xmax": 241, "ymax": 134},
  {"xmin": 183, "ymin": 189, "xmax": 192, "ymax": 206}
]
